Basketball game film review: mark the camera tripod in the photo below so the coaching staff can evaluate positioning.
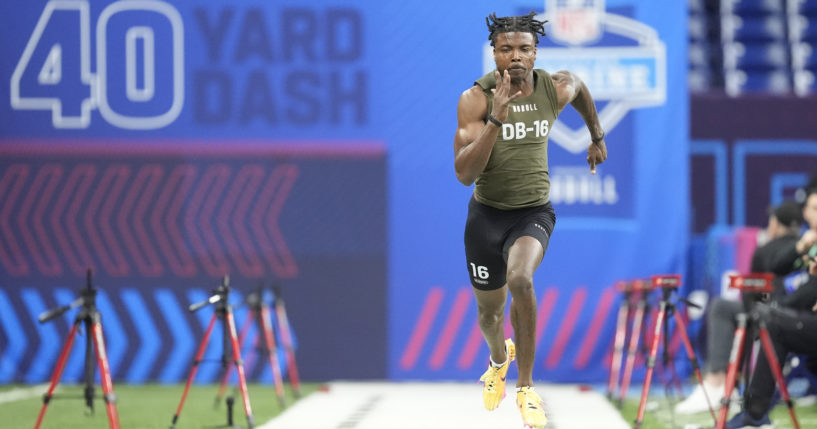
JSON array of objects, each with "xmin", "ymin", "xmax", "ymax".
[
  {"xmin": 34, "ymin": 269, "xmax": 120, "ymax": 429},
  {"xmin": 715, "ymin": 274, "xmax": 800, "ymax": 429},
  {"xmin": 634, "ymin": 275, "xmax": 715, "ymax": 429},
  {"xmin": 171, "ymin": 276, "xmax": 255, "ymax": 429},
  {"xmin": 215, "ymin": 288, "xmax": 286, "ymax": 409},
  {"xmin": 610, "ymin": 279, "xmax": 652, "ymax": 408}
]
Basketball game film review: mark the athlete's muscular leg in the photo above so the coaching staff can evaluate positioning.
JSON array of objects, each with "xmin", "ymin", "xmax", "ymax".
[
  {"xmin": 507, "ymin": 236, "xmax": 544, "ymax": 387},
  {"xmin": 473, "ymin": 286, "xmax": 508, "ymax": 364}
]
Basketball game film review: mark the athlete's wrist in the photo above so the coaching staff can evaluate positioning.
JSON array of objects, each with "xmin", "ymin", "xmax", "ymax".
[
  {"xmin": 591, "ymin": 131, "xmax": 605, "ymax": 144},
  {"xmin": 486, "ymin": 114, "xmax": 503, "ymax": 127}
]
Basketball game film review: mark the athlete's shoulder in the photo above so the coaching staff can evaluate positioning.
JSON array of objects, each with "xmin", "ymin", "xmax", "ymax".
[
  {"xmin": 459, "ymin": 85, "xmax": 488, "ymax": 112},
  {"xmin": 534, "ymin": 68, "xmax": 552, "ymax": 78},
  {"xmin": 536, "ymin": 69, "xmax": 560, "ymax": 87},
  {"xmin": 474, "ymin": 70, "xmax": 497, "ymax": 90},
  {"xmin": 535, "ymin": 69, "xmax": 561, "ymax": 116}
]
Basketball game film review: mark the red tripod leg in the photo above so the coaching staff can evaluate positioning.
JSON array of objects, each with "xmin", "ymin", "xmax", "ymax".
[
  {"xmin": 34, "ymin": 324, "xmax": 79, "ymax": 429},
  {"xmin": 673, "ymin": 309, "xmax": 717, "ymax": 422},
  {"xmin": 758, "ymin": 325, "xmax": 800, "ymax": 429},
  {"xmin": 608, "ymin": 297, "xmax": 630, "ymax": 399},
  {"xmin": 619, "ymin": 299, "xmax": 645, "ymax": 406},
  {"xmin": 635, "ymin": 301, "xmax": 667, "ymax": 429},
  {"xmin": 216, "ymin": 309, "xmax": 254, "ymax": 404},
  {"xmin": 171, "ymin": 313, "xmax": 217, "ymax": 429},
  {"xmin": 226, "ymin": 309, "xmax": 255, "ymax": 429},
  {"xmin": 715, "ymin": 314, "xmax": 747, "ymax": 429},
  {"xmin": 91, "ymin": 320, "xmax": 121, "ymax": 429},
  {"xmin": 261, "ymin": 304, "xmax": 286, "ymax": 406},
  {"xmin": 275, "ymin": 300, "xmax": 301, "ymax": 397}
]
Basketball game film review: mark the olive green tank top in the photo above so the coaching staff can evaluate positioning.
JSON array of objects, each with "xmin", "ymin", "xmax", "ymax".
[{"xmin": 474, "ymin": 69, "xmax": 560, "ymax": 210}]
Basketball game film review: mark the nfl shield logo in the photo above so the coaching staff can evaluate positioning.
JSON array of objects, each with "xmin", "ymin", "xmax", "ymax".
[
  {"xmin": 549, "ymin": 0, "xmax": 604, "ymax": 45},
  {"xmin": 483, "ymin": 0, "xmax": 666, "ymax": 153}
]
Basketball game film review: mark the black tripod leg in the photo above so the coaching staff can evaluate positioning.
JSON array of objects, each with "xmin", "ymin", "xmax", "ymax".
[
  {"xmin": 84, "ymin": 317, "xmax": 96, "ymax": 414},
  {"xmin": 34, "ymin": 323, "xmax": 80, "ymax": 429},
  {"xmin": 216, "ymin": 310, "xmax": 253, "ymax": 408},
  {"xmin": 758, "ymin": 324, "xmax": 801, "ymax": 429},
  {"xmin": 660, "ymin": 308, "xmax": 672, "ymax": 395}
]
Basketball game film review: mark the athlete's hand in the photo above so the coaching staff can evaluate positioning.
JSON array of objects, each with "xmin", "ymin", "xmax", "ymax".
[
  {"xmin": 490, "ymin": 70, "xmax": 522, "ymax": 122},
  {"xmin": 587, "ymin": 138, "xmax": 607, "ymax": 175}
]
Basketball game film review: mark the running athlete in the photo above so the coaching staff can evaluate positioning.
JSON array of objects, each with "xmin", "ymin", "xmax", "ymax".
[{"xmin": 453, "ymin": 12, "xmax": 607, "ymax": 428}]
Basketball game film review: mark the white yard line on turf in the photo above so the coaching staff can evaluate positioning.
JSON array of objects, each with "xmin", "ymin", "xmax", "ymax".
[
  {"xmin": 259, "ymin": 382, "xmax": 630, "ymax": 429},
  {"xmin": 0, "ymin": 384, "xmax": 48, "ymax": 404}
]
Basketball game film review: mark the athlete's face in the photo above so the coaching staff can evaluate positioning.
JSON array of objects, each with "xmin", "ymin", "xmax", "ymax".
[{"xmin": 492, "ymin": 32, "xmax": 537, "ymax": 81}]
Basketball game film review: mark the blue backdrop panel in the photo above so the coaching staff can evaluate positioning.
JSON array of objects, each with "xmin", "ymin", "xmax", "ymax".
[
  {"xmin": 0, "ymin": 142, "xmax": 387, "ymax": 382},
  {"xmin": 386, "ymin": 0, "xmax": 688, "ymax": 382},
  {"xmin": 1, "ymin": 0, "xmax": 686, "ymax": 383}
]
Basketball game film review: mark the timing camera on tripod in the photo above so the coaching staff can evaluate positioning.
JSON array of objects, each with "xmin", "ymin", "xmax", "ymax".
[
  {"xmin": 212, "ymin": 282, "xmax": 303, "ymax": 413},
  {"xmin": 214, "ymin": 286, "xmax": 287, "ymax": 410},
  {"xmin": 34, "ymin": 269, "xmax": 120, "ymax": 429},
  {"xmin": 170, "ymin": 275, "xmax": 255, "ymax": 429},
  {"xmin": 633, "ymin": 274, "xmax": 715, "ymax": 429},
  {"xmin": 714, "ymin": 273, "xmax": 801, "ymax": 429}
]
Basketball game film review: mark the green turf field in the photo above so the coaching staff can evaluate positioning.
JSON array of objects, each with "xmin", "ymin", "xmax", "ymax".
[
  {"xmin": 0, "ymin": 383, "xmax": 318, "ymax": 429},
  {"xmin": 3, "ymin": 382, "xmax": 816, "ymax": 428},
  {"xmin": 618, "ymin": 395, "xmax": 817, "ymax": 429}
]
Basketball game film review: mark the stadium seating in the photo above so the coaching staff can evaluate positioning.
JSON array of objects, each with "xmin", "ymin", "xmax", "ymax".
[
  {"xmin": 725, "ymin": 68, "xmax": 793, "ymax": 93},
  {"xmin": 688, "ymin": 0, "xmax": 816, "ymax": 95},
  {"xmin": 788, "ymin": 0, "xmax": 817, "ymax": 93}
]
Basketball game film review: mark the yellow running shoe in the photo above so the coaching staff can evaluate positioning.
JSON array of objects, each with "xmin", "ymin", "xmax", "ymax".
[
  {"xmin": 479, "ymin": 338, "xmax": 515, "ymax": 410},
  {"xmin": 516, "ymin": 386, "xmax": 548, "ymax": 428}
]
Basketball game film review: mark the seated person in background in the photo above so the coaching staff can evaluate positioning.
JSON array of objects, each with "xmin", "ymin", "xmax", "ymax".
[
  {"xmin": 675, "ymin": 200, "xmax": 804, "ymax": 414},
  {"xmin": 725, "ymin": 257, "xmax": 817, "ymax": 429},
  {"xmin": 771, "ymin": 187, "xmax": 817, "ymax": 311}
]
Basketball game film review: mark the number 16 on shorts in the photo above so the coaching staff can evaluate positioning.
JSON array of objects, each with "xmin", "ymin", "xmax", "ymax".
[{"xmin": 469, "ymin": 263, "xmax": 489, "ymax": 280}]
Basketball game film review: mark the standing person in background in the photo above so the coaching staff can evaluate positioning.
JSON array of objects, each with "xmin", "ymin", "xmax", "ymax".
[{"xmin": 453, "ymin": 11, "xmax": 606, "ymax": 428}]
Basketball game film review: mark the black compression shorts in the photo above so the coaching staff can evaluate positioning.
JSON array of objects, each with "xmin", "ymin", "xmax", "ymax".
[{"xmin": 464, "ymin": 196, "xmax": 555, "ymax": 291}]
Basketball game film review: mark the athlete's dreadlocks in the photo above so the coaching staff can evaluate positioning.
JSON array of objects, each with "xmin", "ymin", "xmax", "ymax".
[{"xmin": 486, "ymin": 11, "xmax": 548, "ymax": 46}]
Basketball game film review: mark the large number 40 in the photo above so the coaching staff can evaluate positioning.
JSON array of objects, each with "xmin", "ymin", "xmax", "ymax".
[{"xmin": 10, "ymin": 0, "xmax": 184, "ymax": 129}]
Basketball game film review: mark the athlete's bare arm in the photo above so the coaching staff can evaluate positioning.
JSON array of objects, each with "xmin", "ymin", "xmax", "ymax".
[
  {"xmin": 551, "ymin": 70, "xmax": 608, "ymax": 174},
  {"xmin": 454, "ymin": 70, "xmax": 522, "ymax": 186}
]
